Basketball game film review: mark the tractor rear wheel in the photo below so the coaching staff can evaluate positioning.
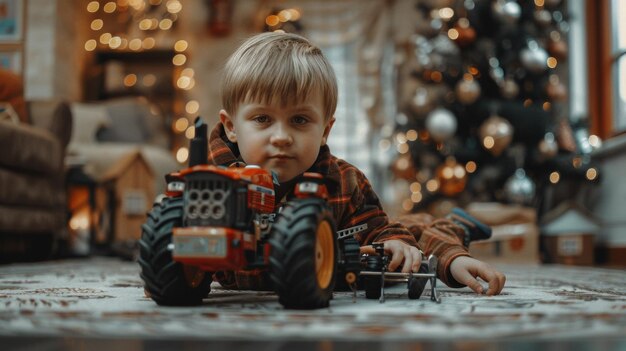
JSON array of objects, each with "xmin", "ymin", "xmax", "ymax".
[
  {"xmin": 138, "ymin": 197, "xmax": 212, "ymax": 306},
  {"xmin": 407, "ymin": 264, "xmax": 429, "ymax": 299},
  {"xmin": 364, "ymin": 255, "xmax": 383, "ymax": 299},
  {"xmin": 269, "ymin": 199, "xmax": 338, "ymax": 309}
]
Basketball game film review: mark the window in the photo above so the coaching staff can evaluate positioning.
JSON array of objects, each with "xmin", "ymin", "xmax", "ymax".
[
  {"xmin": 611, "ymin": 0, "xmax": 626, "ymax": 133},
  {"xmin": 323, "ymin": 43, "xmax": 373, "ymax": 177},
  {"xmin": 586, "ymin": 0, "xmax": 626, "ymax": 138}
]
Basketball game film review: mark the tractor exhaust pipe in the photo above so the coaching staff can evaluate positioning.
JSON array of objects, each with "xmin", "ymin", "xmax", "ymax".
[{"xmin": 188, "ymin": 117, "xmax": 208, "ymax": 167}]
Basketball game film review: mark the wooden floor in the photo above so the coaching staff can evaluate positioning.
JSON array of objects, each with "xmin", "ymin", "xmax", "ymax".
[{"xmin": 0, "ymin": 257, "xmax": 624, "ymax": 350}]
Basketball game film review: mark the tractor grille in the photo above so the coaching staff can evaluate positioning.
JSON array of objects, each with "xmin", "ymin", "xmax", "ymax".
[{"xmin": 184, "ymin": 173, "xmax": 246, "ymax": 227}]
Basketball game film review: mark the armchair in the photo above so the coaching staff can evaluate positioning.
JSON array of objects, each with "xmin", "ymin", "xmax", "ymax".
[{"xmin": 0, "ymin": 100, "xmax": 73, "ymax": 262}]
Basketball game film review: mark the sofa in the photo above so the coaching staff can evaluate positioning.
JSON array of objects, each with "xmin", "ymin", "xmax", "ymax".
[{"xmin": 0, "ymin": 100, "xmax": 73, "ymax": 262}]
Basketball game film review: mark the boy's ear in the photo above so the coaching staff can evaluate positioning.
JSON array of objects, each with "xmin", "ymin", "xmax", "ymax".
[
  {"xmin": 219, "ymin": 109, "xmax": 237, "ymax": 143},
  {"xmin": 321, "ymin": 117, "xmax": 335, "ymax": 146}
]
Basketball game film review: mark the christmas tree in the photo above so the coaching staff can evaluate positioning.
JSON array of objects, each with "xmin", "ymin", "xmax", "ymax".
[{"xmin": 391, "ymin": 0, "xmax": 600, "ymax": 218}]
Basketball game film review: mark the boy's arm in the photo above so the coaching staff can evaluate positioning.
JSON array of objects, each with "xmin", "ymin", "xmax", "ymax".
[
  {"xmin": 330, "ymin": 168, "xmax": 422, "ymax": 272},
  {"xmin": 396, "ymin": 214, "xmax": 471, "ymax": 288},
  {"xmin": 337, "ymin": 170, "xmax": 418, "ymax": 248}
]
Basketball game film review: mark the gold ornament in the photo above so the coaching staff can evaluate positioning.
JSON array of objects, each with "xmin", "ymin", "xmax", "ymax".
[
  {"xmin": 453, "ymin": 18, "xmax": 476, "ymax": 48},
  {"xmin": 546, "ymin": 79, "xmax": 568, "ymax": 101},
  {"xmin": 548, "ymin": 38, "xmax": 568, "ymax": 60},
  {"xmin": 501, "ymin": 78, "xmax": 519, "ymax": 99},
  {"xmin": 391, "ymin": 154, "xmax": 416, "ymax": 180},
  {"xmin": 435, "ymin": 157, "xmax": 467, "ymax": 196},
  {"xmin": 479, "ymin": 115, "xmax": 514, "ymax": 156},
  {"xmin": 455, "ymin": 78, "xmax": 481, "ymax": 104}
]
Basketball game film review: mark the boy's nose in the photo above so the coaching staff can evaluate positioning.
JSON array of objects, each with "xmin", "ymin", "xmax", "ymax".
[{"xmin": 270, "ymin": 127, "xmax": 293, "ymax": 146}]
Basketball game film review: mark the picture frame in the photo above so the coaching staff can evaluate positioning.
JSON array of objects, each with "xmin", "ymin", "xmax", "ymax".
[
  {"xmin": 0, "ymin": 49, "xmax": 20, "ymax": 74},
  {"xmin": 0, "ymin": 0, "xmax": 23, "ymax": 43}
]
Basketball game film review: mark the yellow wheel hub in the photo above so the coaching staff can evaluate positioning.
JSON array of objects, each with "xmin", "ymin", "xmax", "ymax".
[
  {"xmin": 183, "ymin": 265, "xmax": 205, "ymax": 288},
  {"xmin": 315, "ymin": 220, "xmax": 334, "ymax": 290}
]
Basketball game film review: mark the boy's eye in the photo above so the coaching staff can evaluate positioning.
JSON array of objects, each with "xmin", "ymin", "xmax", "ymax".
[
  {"xmin": 252, "ymin": 115, "xmax": 270, "ymax": 123},
  {"xmin": 292, "ymin": 115, "xmax": 308, "ymax": 125}
]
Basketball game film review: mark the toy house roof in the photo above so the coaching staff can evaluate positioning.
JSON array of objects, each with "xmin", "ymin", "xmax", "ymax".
[
  {"xmin": 100, "ymin": 149, "xmax": 153, "ymax": 182},
  {"xmin": 74, "ymin": 147, "xmax": 153, "ymax": 183},
  {"xmin": 540, "ymin": 202, "xmax": 600, "ymax": 236}
]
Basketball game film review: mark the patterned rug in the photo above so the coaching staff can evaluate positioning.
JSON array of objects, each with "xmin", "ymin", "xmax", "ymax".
[{"xmin": 0, "ymin": 257, "xmax": 624, "ymax": 348}]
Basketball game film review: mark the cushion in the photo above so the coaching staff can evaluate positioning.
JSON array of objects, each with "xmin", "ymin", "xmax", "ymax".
[
  {"xmin": 69, "ymin": 103, "xmax": 111, "ymax": 145},
  {"xmin": 97, "ymin": 97, "xmax": 151, "ymax": 143},
  {"xmin": 0, "ymin": 121, "xmax": 63, "ymax": 175}
]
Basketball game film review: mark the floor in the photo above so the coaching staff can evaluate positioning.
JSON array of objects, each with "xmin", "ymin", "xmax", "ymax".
[{"xmin": 0, "ymin": 257, "xmax": 624, "ymax": 351}]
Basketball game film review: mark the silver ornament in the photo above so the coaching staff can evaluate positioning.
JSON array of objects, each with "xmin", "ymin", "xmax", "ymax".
[
  {"xmin": 492, "ymin": 0, "xmax": 521, "ymax": 25},
  {"xmin": 520, "ymin": 41, "xmax": 549, "ymax": 73},
  {"xmin": 425, "ymin": 108, "xmax": 457, "ymax": 142},
  {"xmin": 410, "ymin": 87, "xmax": 435, "ymax": 115},
  {"xmin": 538, "ymin": 132, "xmax": 558, "ymax": 159},
  {"xmin": 504, "ymin": 169, "xmax": 536, "ymax": 205},
  {"xmin": 574, "ymin": 128, "xmax": 594, "ymax": 155},
  {"xmin": 534, "ymin": 9, "xmax": 553, "ymax": 27}
]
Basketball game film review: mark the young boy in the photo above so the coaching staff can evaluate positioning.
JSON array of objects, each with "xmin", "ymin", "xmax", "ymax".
[{"xmin": 208, "ymin": 32, "xmax": 505, "ymax": 296}]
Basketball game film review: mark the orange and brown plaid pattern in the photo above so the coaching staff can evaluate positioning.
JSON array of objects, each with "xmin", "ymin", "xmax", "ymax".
[{"xmin": 207, "ymin": 123, "xmax": 470, "ymax": 288}]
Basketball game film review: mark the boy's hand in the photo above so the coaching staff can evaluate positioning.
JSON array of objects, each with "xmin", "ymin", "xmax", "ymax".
[
  {"xmin": 449, "ymin": 256, "xmax": 506, "ymax": 296},
  {"xmin": 360, "ymin": 240, "xmax": 422, "ymax": 273}
]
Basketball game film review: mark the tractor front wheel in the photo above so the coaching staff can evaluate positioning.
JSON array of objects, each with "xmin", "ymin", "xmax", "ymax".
[
  {"xmin": 269, "ymin": 199, "xmax": 338, "ymax": 309},
  {"xmin": 138, "ymin": 197, "xmax": 212, "ymax": 306}
]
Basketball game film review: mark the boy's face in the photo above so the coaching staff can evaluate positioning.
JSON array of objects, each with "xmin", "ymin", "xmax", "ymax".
[{"xmin": 220, "ymin": 89, "xmax": 334, "ymax": 183}]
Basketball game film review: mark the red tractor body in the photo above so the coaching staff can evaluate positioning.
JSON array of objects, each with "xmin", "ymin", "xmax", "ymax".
[
  {"xmin": 138, "ymin": 118, "xmax": 342, "ymax": 309},
  {"xmin": 165, "ymin": 164, "xmax": 278, "ymax": 272}
]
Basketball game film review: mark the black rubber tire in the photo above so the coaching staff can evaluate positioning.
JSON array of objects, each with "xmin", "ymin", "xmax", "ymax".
[
  {"xmin": 138, "ymin": 197, "xmax": 212, "ymax": 306},
  {"xmin": 364, "ymin": 255, "xmax": 383, "ymax": 299},
  {"xmin": 407, "ymin": 264, "xmax": 429, "ymax": 299},
  {"xmin": 269, "ymin": 198, "xmax": 338, "ymax": 309},
  {"xmin": 334, "ymin": 237, "xmax": 361, "ymax": 291}
]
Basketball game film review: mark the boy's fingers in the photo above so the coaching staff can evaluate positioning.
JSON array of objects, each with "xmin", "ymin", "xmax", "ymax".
[
  {"xmin": 484, "ymin": 271, "xmax": 506, "ymax": 296},
  {"xmin": 401, "ymin": 247, "xmax": 414, "ymax": 273},
  {"xmin": 360, "ymin": 245, "xmax": 376, "ymax": 255},
  {"xmin": 388, "ymin": 250, "xmax": 404, "ymax": 272},
  {"xmin": 456, "ymin": 270, "xmax": 484, "ymax": 294},
  {"xmin": 410, "ymin": 249, "xmax": 422, "ymax": 272}
]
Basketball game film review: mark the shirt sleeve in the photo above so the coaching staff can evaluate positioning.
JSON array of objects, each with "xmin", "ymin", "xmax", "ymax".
[
  {"xmin": 333, "ymin": 167, "xmax": 419, "ymax": 249},
  {"xmin": 395, "ymin": 214, "xmax": 471, "ymax": 288}
]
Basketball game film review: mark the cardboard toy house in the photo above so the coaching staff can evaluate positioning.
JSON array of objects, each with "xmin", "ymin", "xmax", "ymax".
[
  {"xmin": 540, "ymin": 202, "xmax": 599, "ymax": 266},
  {"xmin": 91, "ymin": 150, "xmax": 154, "ymax": 250},
  {"xmin": 465, "ymin": 202, "xmax": 540, "ymax": 264}
]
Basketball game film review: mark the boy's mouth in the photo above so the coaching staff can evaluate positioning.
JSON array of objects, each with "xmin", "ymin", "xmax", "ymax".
[{"xmin": 270, "ymin": 154, "xmax": 294, "ymax": 160}]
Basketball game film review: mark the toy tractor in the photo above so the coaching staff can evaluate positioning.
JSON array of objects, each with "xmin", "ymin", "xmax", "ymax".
[{"xmin": 138, "ymin": 118, "xmax": 358, "ymax": 309}]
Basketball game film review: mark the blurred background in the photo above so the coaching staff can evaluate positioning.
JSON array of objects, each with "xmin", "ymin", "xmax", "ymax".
[{"xmin": 0, "ymin": 0, "xmax": 624, "ymax": 268}]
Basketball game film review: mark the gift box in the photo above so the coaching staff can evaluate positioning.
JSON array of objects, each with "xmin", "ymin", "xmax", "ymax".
[{"xmin": 465, "ymin": 202, "xmax": 540, "ymax": 264}]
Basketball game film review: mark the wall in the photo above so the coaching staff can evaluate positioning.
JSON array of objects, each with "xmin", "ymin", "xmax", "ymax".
[
  {"xmin": 22, "ymin": 0, "xmax": 263, "ymax": 123},
  {"xmin": 24, "ymin": 0, "xmax": 88, "ymax": 101},
  {"xmin": 178, "ymin": 1, "xmax": 262, "ymax": 126},
  {"xmin": 590, "ymin": 135, "xmax": 626, "ymax": 249}
]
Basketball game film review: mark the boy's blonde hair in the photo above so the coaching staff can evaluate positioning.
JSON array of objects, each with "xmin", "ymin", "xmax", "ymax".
[{"xmin": 221, "ymin": 32, "xmax": 337, "ymax": 120}]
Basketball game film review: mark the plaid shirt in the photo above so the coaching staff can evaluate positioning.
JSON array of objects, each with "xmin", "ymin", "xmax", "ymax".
[{"xmin": 207, "ymin": 123, "xmax": 469, "ymax": 288}]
